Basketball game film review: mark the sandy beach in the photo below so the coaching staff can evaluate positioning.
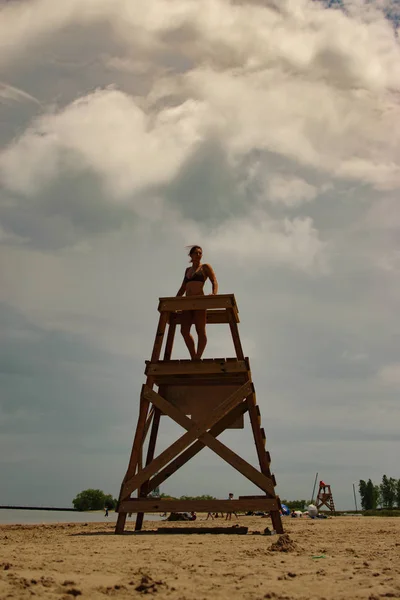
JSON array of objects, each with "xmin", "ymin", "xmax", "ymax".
[{"xmin": 1, "ymin": 516, "xmax": 399, "ymax": 599}]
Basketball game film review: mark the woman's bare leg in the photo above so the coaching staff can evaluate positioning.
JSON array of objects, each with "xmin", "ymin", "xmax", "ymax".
[
  {"xmin": 181, "ymin": 311, "xmax": 196, "ymax": 360},
  {"xmin": 194, "ymin": 310, "xmax": 207, "ymax": 359}
]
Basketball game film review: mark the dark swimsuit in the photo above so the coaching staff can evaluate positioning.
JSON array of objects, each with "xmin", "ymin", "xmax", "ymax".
[{"xmin": 184, "ymin": 266, "xmax": 206, "ymax": 283}]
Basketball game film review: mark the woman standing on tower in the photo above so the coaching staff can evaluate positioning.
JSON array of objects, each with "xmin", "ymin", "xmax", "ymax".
[{"xmin": 176, "ymin": 246, "xmax": 218, "ymax": 360}]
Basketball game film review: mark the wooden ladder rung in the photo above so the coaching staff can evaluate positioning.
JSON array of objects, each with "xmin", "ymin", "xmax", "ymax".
[{"xmin": 145, "ymin": 359, "xmax": 249, "ymax": 377}]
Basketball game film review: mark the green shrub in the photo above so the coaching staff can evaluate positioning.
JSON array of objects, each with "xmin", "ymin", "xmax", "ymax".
[{"xmin": 363, "ymin": 509, "xmax": 400, "ymax": 517}]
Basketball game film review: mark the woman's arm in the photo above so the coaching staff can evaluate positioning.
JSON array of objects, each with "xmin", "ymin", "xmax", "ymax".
[
  {"xmin": 204, "ymin": 264, "xmax": 218, "ymax": 295},
  {"xmin": 176, "ymin": 279, "xmax": 187, "ymax": 297}
]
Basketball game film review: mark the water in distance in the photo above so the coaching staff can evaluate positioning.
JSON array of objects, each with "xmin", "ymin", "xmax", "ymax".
[{"xmin": 0, "ymin": 509, "xmax": 164, "ymax": 525}]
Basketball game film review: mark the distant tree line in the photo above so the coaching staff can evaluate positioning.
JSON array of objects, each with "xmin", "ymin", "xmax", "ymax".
[
  {"xmin": 359, "ymin": 476, "xmax": 400, "ymax": 511},
  {"xmin": 158, "ymin": 494, "xmax": 217, "ymax": 500},
  {"xmin": 72, "ymin": 489, "xmax": 117, "ymax": 511},
  {"xmin": 281, "ymin": 499, "xmax": 309, "ymax": 511},
  {"xmin": 72, "ymin": 490, "xmax": 218, "ymax": 511}
]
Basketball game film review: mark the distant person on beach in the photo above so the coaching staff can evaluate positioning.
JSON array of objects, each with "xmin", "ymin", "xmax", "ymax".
[
  {"xmin": 104, "ymin": 508, "xmax": 109, "ymax": 517},
  {"xmin": 176, "ymin": 245, "xmax": 218, "ymax": 360},
  {"xmin": 225, "ymin": 492, "xmax": 238, "ymax": 521}
]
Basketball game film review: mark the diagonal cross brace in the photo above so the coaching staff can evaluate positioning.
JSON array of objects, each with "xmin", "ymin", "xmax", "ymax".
[
  {"xmin": 144, "ymin": 386, "xmax": 275, "ymax": 496},
  {"xmin": 122, "ymin": 382, "xmax": 275, "ymax": 498},
  {"xmin": 122, "ymin": 381, "xmax": 252, "ymax": 497},
  {"xmin": 146, "ymin": 402, "xmax": 249, "ymax": 494}
]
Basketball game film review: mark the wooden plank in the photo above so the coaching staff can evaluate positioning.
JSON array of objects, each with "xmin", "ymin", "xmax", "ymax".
[
  {"xmin": 142, "ymin": 407, "xmax": 155, "ymax": 443},
  {"xmin": 156, "ymin": 527, "xmax": 249, "ymax": 535},
  {"xmin": 150, "ymin": 312, "xmax": 169, "ymax": 363},
  {"xmin": 163, "ymin": 321, "xmax": 177, "ymax": 361},
  {"xmin": 136, "ymin": 317, "xmax": 176, "ymax": 532},
  {"xmin": 120, "ymin": 313, "xmax": 168, "ymax": 485},
  {"xmin": 208, "ymin": 310, "xmax": 239, "ymax": 324},
  {"xmin": 115, "ymin": 394, "xmax": 150, "ymax": 534},
  {"xmin": 132, "ymin": 386, "xmax": 275, "ymax": 496},
  {"xmin": 146, "ymin": 408, "xmax": 161, "ymax": 466},
  {"xmin": 147, "ymin": 402, "xmax": 249, "ymax": 492},
  {"xmin": 239, "ymin": 495, "xmax": 270, "ymax": 499},
  {"xmin": 261, "ymin": 428, "xmax": 266, "ymax": 446},
  {"xmin": 148, "ymin": 385, "xmax": 275, "ymax": 495},
  {"xmin": 198, "ymin": 432, "xmax": 275, "ymax": 495},
  {"xmin": 122, "ymin": 382, "xmax": 253, "ymax": 496},
  {"xmin": 172, "ymin": 309, "xmax": 240, "ymax": 325},
  {"xmin": 245, "ymin": 392, "xmax": 280, "ymax": 533},
  {"xmin": 153, "ymin": 376, "xmax": 249, "ymax": 387},
  {"xmin": 115, "ymin": 312, "xmax": 168, "ymax": 535},
  {"xmin": 138, "ymin": 446, "xmax": 143, "ymax": 472},
  {"xmin": 227, "ymin": 308, "xmax": 245, "ymax": 360},
  {"xmin": 135, "ymin": 408, "xmax": 162, "ymax": 532},
  {"xmin": 119, "ymin": 498, "xmax": 280, "ymax": 513},
  {"xmin": 158, "ymin": 295, "xmax": 236, "ymax": 313},
  {"xmin": 153, "ymin": 380, "xmax": 251, "ymax": 430},
  {"xmin": 120, "ymin": 397, "xmax": 150, "ymax": 491},
  {"xmin": 115, "ymin": 512, "xmax": 127, "ymax": 535},
  {"xmin": 270, "ymin": 508, "xmax": 284, "ymax": 534},
  {"xmin": 247, "ymin": 394, "xmax": 272, "ymax": 480},
  {"xmin": 163, "ymin": 384, "xmax": 245, "ymax": 429},
  {"xmin": 145, "ymin": 359, "xmax": 249, "ymax": 376}
]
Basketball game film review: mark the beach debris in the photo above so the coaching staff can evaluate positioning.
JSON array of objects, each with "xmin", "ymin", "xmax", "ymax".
[
  {"xmin": 132, "ymin": 573, "xmax": 166, "ymax": 594},
  {"xmin": 98, "ymin": 584, "xmax": 127, "ymax": 595},
  {"xmin": 263, "ymin": 527, "xmax": 276, "ymax": 536},
  {"xmin": 311, "ymin": 554, "xmax": 326, "ymax": 559},
  {"xmin": 39, "ymin": 576, "xmax": 54, "ymax": 587},
  {"xmin": 269, "ymin": 533, "xmax": 298, "ymax": 553},
  {"xmin": 157, "ymin": 526, "xmax": 248, "ymax": 535}
]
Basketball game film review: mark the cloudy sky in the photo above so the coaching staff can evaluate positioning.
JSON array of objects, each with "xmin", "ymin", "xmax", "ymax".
[{"xmin": 1, "ymin": 0, "xmax": 399, "ymax": 512}]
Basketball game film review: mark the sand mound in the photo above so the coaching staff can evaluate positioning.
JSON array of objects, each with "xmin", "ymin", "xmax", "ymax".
[{"xmin": 269, "ymin": 533, "xmax": 298, "ymax": 553}]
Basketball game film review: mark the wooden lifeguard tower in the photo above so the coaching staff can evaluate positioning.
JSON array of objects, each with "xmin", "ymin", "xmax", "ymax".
[
  {"xmin": 316, "ymin": 480, "xmax": 336, "ymax": 514},
  {"xmin": 115, "ymin": 294, "xmax": 283, "ymax": 534}
]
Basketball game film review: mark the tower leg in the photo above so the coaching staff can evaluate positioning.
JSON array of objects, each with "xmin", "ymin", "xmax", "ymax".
[
  {"xmin": 270, "ymin": 510, "xmax": 284, "ymax": 534},
  {"xmin": 228, "ymin": 308, "xmax": 245, "ymax": 360},
  {"xmin": 115, "ymin": 512, "xmax": 127, "ymax": 535},
  {"xmin": 246, "ymin": 394, "xmax": 284, "ymax": 534},
  {"xmin": 115, "ymin": 312, "xmax": 169, "ymax": 535},
  {"xmin": 134, "ymin": 318, "xmax": 176, "ymax": 531},
  {"xmin": 115, "ymin": 396, "xmax": 150, "ymax": 534},
  {"xmin": 135, "ymin": 408, "xmax": 161, "ymax": 531}
]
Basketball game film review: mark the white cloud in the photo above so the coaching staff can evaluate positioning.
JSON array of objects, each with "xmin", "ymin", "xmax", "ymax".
[
  {"xmin": 0, "ymin": 128, "xmax": 60, "ymax": 195},
  {"xmin": 0, "ymin": 88, "xmax": 205, "ymax": 199},
  {"xmin": 335, "ymin": 157, "xmax": 400, "ymax": 190},
  {"xmin": 376, "ymin": 251, "xmax": 400, "ymax": 272},
  {"xmin": 0, "ymin": 81, "xmax": 41, "ymax": 106},
  {"xmin": 207, "ymin": 210, "xmax": 326, "ymax": 272},
  {"xmin": 267, "ymin": 175, "xmax": 318, "ymax": 206},
  {"xmin": 0, "ymin": 223, "xmax": 27, "ymax": 245},
  {"xmin": 342, "ymin": 350, "xmax": 369, "ymax": 362},
  {"xmin": 363, "ymin": 196, "xmax": 400, "ymax": 231},
  {"xmin": 378, "ymin": 363, "xmax": 400, "ymax": 387},
  {"xmin": 1, "ymin": 0, "xmax": 400, "ymax": 194}
]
